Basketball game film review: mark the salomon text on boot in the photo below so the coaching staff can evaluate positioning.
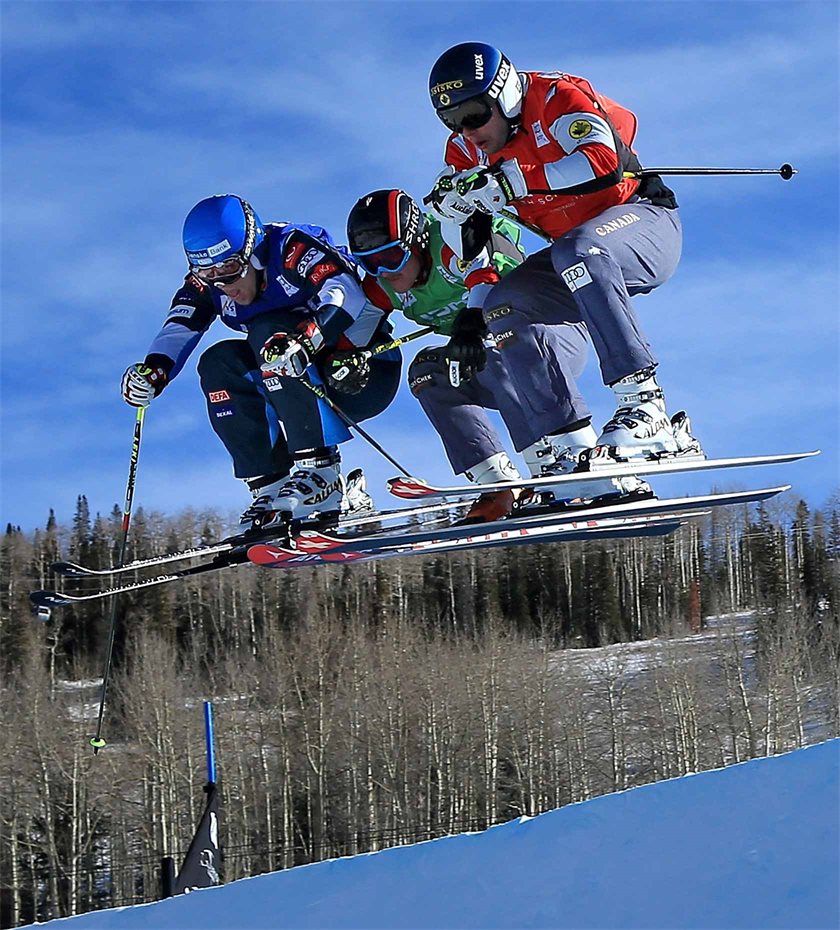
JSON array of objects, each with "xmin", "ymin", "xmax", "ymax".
[{"xmin": 240, "ymin": 447, "xmax": 351, "ymax": 531}]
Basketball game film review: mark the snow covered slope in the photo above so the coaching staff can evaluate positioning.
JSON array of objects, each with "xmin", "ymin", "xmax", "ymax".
[{"xmin": 40, "ymin": 740, "xmax": 839, "ymax": 930}]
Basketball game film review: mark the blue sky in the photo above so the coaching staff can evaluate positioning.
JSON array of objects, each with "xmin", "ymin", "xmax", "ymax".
[{"xmin": 1, "ymin": 1, "xmax": 838, "ymax": 532}]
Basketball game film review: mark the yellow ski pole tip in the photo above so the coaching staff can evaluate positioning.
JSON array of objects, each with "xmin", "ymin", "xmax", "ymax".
[{"xmin": 89, "ymin": 737, "xmax": 107, "ymax": 750}]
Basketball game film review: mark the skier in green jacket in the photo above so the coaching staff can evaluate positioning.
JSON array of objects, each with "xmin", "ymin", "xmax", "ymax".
[{"xmin": 345, "ymin": 190, "xmax": 635, "ymax": 521}]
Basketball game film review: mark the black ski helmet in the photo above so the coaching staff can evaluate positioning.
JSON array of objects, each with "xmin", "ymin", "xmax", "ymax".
[
  {"xmin": 347, "ymin": 189, "xmax": 428, "ymax": 256},
  {"xmin": 429, "ymin": 42, "xmax": 524, "ymax": 125}
]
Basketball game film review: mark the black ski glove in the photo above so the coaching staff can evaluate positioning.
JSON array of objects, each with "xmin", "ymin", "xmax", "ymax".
[
  {"xmin": 325, "ymin": 351, "xmax": 371, "ymax": 395},
  {"xmin": 445, "ymin": 307, "xmax": 487, "ymax": 385}
]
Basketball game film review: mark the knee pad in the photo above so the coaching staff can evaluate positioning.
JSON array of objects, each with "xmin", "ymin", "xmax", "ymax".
[{"xmin": 408, "ymin": 347, "xmax": 446, "ymax": 396}]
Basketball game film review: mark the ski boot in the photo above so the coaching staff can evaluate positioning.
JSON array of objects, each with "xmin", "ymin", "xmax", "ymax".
[
  {"xmin": 240, "ymin": 447, "xmax": 371, "ymax": 531},
  {"xmin": 593, "ymin": 367, "xmax": 703, "ymax": 462},
  {"xmin": 523, "ymin": 422, "xmax": 650, "ymax": 506},
  {"xmin": 460, "ymin": 451, "xmax": 527, "ymax": 524}
]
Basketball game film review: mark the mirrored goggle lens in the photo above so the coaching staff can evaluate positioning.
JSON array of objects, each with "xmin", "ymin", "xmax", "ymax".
[
  {"xmin": 437, "ymin": 97, "xmax": 494, "ymax": 133},
  {"xmin": 354, "ymin": 243, "xmax": 410, "ymax": 276},
  {"xmin": 192, "ymin": 257, "xmax": 247, "ymax": 286}
]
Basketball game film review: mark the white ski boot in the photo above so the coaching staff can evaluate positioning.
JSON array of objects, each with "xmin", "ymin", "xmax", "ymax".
[
  {"xmin": 523, "ymin": 422, "xmax": 649, "ymax": 503},
  {"xmin": 462, "ymin": 451, "xmax": 525, "ymax": 523},
  {"xmin": 240, "ymin": 448, "xmax": 372, "ymax": 530},
  {"xmin": 596, "ymin": 368, "xmax": 702, "ymax": 460}
]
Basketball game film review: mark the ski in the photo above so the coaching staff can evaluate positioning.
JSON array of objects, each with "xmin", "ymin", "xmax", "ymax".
[
  {"xmin": 387, "ymin": 450, "xmax": 819, "ymax": 500},
  {"xmin": 288, "ymin": 485, "xmax": 788, "ymax": 556},
  {"xmin": 30, "ymin": 549, "xmax": 250, "ymax": 608},
  {"xmin": 50, "ymin": 498, "xmax": 473, "ymax": 578},
  {"xmin": 247, "ymin": 484, "xmax": 788, "ymax": 567},
  {"xmin": 51, "ymin": 542, "xmax": 235, "ymax": 578},
  {"xmin": 29, "ymin": 518, "xmax": 668, "ymax": 608},
  {"xmin": 30, "ymin": 485, "xmax": 789, "ymax": 606},
  {"xmin": 247, "ymin": 511, "xmax": 704, "ymax": 569}
]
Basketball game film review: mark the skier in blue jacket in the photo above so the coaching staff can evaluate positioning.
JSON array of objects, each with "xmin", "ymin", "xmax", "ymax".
[{"xmin": 121, "ymin": 194, "xmax": 401, "ymax": 529}]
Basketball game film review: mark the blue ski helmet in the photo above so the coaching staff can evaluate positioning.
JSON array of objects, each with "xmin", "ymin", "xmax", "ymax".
[
  {"xmin": 429, "ymin": 42, "xmax": 524, "ymax": 123},
  {"xmin": 182, "ymin": 194, "xmax": 264, "ymax": 268}
]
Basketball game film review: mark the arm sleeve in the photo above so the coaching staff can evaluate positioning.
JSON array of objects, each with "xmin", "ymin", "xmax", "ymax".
[
  {"xmin": 501, "ymin": 82, "xmax": 623, "ymax": 197},
  {"xmin": 144, "ymin": 277, "xmax": 217, "ymax": 379},
  {"xmin": 435, "ymin": 221, "xmax": 502, "ymax": 311},
  {"xmin": 314, "ymin": 272, "xmax": 368, "ymax": 343},
  {"xmin": 362, "ymin": 275, "xmax": 397, "ymax": 311}
]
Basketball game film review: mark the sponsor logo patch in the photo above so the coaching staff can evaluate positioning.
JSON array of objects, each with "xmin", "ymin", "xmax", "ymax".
[
  {"xmin": 409, "ymin": 373, "xmax": 433, "ymax": 394},
  {"xmin": 569, "ymin": 119, "xmax": 593, "ymax": 140},
  {"xmin": 208, "ymin": 390, "xmax": 231, "ymax": 403},
  {"xmin": 167, "ymin": 304, "xmax": 196, "ymax": 321},
  {"xmin": 221, "ymin": 296, "xmax": 237, "ymax": 317},
  {"xmin": 595, "ymin": 212, "xmax": 642, "ymax": 236},
  {"xmin": 309, "ymin": 261, "xmax": 339, "ymax": 286},
  {"xmin": 276, "ymin": 275, "xmax": 297, "ymax": 296},
  {"xmin": 186, "ymin": 239, "xmax": 231, "ymax": 266},
  {"xmin": 262, "ymin": 376, "xmax": 283, "ymax": 392},
  {"xmin": 487, "ymin": 61, "xmax": 510, "ymax": 99},
  {"xmin": 561, "ymin": 262, "xmax": 593, "ymax": 292},
  {"xmin": 485, "ymin": 304, "xmax": 513, "ymax": 323},
  {"xmin": 532, "ymin": 121, "xmax": 551, "ymax": 148},
  {"xmin": 284, "ymin": 240, "xmax": 307, "ymax": 270},
  {"xmin": 430, "ymin": 79, "xmax": 464, "ymax": 96},
  {"xmin": 207, "ymin": 239, "xmax": 232, "ymax": 258},
  {"xmin": 213, "ymin": 405, "xmax": 235, "ymax": 418},
  {"xmin": 297, "ymin": 247, "xmax": 323, "ymax": 276}
]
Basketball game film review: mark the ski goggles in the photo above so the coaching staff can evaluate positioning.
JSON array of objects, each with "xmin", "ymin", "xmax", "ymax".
[
  {"xmin": 190, "ymin": 256, "xmax": 249, "ymax": 288},
  {"xmin": 436, "ymin": 95, "xmax": 495, "ymax": 134},
  {"xmin": 352, "ymin": 241, "xmax": 411, "ymax": 277}
]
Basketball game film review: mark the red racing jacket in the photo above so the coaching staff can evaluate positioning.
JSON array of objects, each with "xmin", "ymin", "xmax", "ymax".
[{"xmin": 444, "ymin": 71, "xmax": 657, "ymax": 240}]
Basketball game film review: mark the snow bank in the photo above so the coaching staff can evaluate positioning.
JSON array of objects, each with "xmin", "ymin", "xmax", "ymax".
[{"xmin": 38, "ymin": 739, "xmax": 839, "ymax": 930}]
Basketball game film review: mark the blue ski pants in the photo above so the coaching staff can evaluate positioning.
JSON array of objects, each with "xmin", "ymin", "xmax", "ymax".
[{"xmin": 197, "ymin": 308, "xmax": 401, "ymax": 480}]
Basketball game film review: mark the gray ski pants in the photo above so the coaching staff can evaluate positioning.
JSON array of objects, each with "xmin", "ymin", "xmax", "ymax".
[
  {"xmin": 409, "ymin": 327, "xmax": 588, "ymax": 476},
  {"xmin": 483, "ymin": 200, "xmax": 682, "ymax": 422}
]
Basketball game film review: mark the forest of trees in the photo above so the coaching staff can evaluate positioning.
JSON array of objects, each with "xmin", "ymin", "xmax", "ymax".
[{"xmin": 1, "ymin": 489, "xmax": 838, "ymax": 927}]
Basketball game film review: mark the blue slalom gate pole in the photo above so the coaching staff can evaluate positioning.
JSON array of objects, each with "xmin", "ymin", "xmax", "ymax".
[
  {"xmin": 204, "ymin": 701, "xmax": 216, "ymax": 785},
  {"xmin": 173, "ymin": 701, "xmax": 222, "ymax": 894}
]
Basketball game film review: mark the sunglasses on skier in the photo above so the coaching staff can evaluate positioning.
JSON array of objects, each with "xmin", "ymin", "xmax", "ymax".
[
  {"xmin": 436, "ymin": 95, "xmax": 495, "ymax": 134},
  {"xmin": 190, "ymin": 256, "xmax": 249, "ymax": 288},
  {"xmin": 352, "ymin": 241, "xmax": 412, "ymax": 277}
]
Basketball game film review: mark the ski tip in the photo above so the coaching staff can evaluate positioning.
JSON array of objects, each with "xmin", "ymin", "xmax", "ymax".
[
  {"xmin": 51, "ymin": 561, "xmax": 88, "ymax": 577},
  {"xmin": 30, "ymin": 590, "xmax": 70, "ymax": 608},
  {"xmin": 386, "ymin": 475, "xmax": 435, "ymax": 499},
  {"xmin": 246, "ymin": 544, "xmax": 301, "ymax": 566}
]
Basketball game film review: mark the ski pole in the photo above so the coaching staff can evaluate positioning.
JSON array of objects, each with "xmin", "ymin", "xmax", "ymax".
[
  {"xmin": 301, "ymin": 376, "xmax": 414, "ymax": 477},
  {"xmin": 90, "ymin": 405, "xmax": 146, "ymax": 753},
  {"xmin": 499, "ymin": 210, "xmax": 551, "ymax": 242},
  {"xmin": 623, "ymin": 163, "xmax": 797, "ymax": 180},
  {"xmin": 330, "ymin": 327, "xmax": 434, "ymax": 384},
  {"xmin": 501, "ymin": 162, "xmax": 798, "ymax": 243}
]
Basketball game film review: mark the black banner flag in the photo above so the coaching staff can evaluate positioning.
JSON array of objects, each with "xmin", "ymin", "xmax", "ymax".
[{"xmin": 174, "ymin": 782, "xmax": 221, "ymax": 894}]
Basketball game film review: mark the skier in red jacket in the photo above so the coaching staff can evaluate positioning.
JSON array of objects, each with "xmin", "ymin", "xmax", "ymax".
[{"xmin": 426, "ymin": 42, "xmax": 701, "ymax": 473}]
